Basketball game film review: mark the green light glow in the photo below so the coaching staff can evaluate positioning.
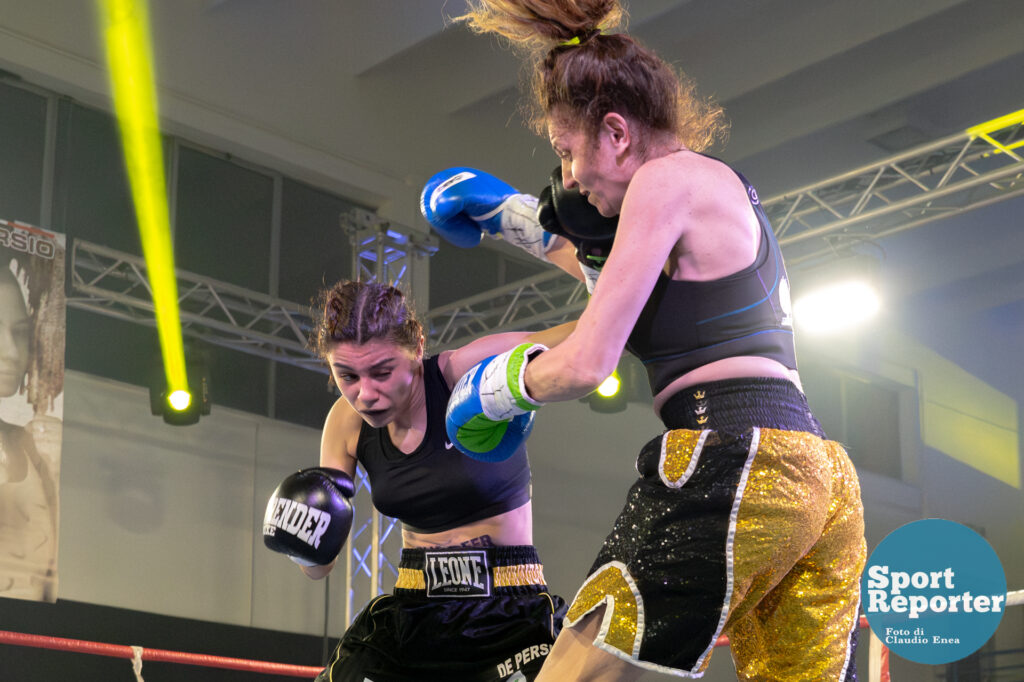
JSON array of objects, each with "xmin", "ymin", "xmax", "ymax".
[{"xmin": 98, "ymin": 0, "xmax": 188, "ymax": 396}]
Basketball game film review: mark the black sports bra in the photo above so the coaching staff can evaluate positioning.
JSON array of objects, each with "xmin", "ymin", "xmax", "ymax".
[
  {"xmin": 355, "ymin": 355, "xmax": 532, "ymax": 533},
  {"xmin": 625, "ymin": 163, "xmax": 797, "ymax": 395}
]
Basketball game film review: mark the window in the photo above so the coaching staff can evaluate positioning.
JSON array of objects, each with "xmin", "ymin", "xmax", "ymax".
[
  {"xmin": 0, "ymin": 80, "xmax": 47, "ymax": 225},
  {"xmin": 52, "ymin": 100, "xmax": 141, "ymax": 254},
  {"xmin": 173, "ymin": 144, "xmax": 273, "ymax": 291},
  {"xmin": 278, "ymin": 179, "xmax": 356, "ymax": 303}
]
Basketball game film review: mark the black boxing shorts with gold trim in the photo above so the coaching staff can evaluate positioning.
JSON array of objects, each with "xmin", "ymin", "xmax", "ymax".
[
  {"xmin": 317, "ymin": 545, "xmax": 566, "ymax": 682},
  {"xmin": 564, "ymin": 378, "xmax": 866, "ymax": 681}
]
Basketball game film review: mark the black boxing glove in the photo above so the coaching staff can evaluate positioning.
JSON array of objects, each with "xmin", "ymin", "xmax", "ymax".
[
  {"xmin": 537, "ymin": 165, "xmax": 617, "ymax": 273},
  {"xmin": 262, "ymin": 467, "xmax": 355, "ymax": 567}
]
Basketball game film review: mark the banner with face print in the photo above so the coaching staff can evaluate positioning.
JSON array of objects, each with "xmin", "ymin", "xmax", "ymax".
[{"xmin": 0, "ymin": 219, "xmax": 66, "ymax": 603}]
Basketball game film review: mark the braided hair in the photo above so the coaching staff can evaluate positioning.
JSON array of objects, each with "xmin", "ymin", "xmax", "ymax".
[{"xmin": 310, "ymin": 280, "xmax": 423, "ymax": 369}]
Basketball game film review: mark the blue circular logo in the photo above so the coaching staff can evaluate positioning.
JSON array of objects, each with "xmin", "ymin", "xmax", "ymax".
[{"xmin": 862, "ymin": 519, "xmax": 1006, "ymax": 664}]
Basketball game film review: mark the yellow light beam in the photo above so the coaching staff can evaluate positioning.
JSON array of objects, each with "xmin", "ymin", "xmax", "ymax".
[{"xmin": 98, "ymin": 0, "xmax": 188, "ymax": 396}]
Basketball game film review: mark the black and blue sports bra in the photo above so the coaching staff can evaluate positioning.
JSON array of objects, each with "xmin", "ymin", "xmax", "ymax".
[{"xmin": 626, "ymin": 163, "xmax": 797, "ymax": 395}]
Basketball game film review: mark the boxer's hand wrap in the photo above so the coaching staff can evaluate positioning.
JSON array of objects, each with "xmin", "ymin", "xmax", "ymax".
[
  {"xmin": 578, "ymin": 262, "xmax": 601, "ymax": 294},
  {"xmin": 493, "ymin": 193, "xmax": 555, "ymax": 262},
  {"xmin": 537, "ymin": 165, "xmax": 617, "ymax": 287},
  {"xmin": 420, "ymin": 167, "xmax": 555, "ymax": 261},
  {"xmin": 446, "ymin": 343, "xmax": 547, "ymax": 462},
  {"xmin": 262, "ymin": 467, "xmax": 354, "ymax": 567}
]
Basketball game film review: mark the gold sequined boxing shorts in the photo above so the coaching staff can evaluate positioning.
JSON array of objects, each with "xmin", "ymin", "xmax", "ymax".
[{"xmin": 564, "ymin": 378, "xmax": 866, "ymax": 680}]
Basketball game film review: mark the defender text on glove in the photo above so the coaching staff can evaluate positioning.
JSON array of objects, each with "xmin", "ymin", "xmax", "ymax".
[{"xmin": 264, "ymin": 497, "xmax": 332, "ymax": 548}]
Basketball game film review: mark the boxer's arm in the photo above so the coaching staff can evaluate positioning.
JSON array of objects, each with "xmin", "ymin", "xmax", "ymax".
[
  {"xmin": 545, "ymin": 237, "xmax": 586, "ymax": 282},
  {"xmin": 296, "ymin": 398, "xmax": 362, "ymax": 579},
  {"xmin": 438, "ymin": 321, "xmax": 577, "ymax": 388}
]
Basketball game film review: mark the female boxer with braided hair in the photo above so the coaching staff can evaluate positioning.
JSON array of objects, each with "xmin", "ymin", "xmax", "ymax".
[
  {"xmin": 291, "ymin": 279, "xmax": 568, "ymax": 681},
  {"xmin": 430, "ymin": 1, "xmax": 867, "ymax": 680}
]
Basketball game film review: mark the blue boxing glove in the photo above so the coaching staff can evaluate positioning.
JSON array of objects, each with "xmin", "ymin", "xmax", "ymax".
[
  {"xmin": 446, "ymin": 343, "xmax": 547, "ymax": 462},
  {"xmin": 420, "ymin": 167, "xmax": 556, "ymax": 261},
  {"xmin": 263, "ymin": 467, "xmax": 355, "ymax": 567}
]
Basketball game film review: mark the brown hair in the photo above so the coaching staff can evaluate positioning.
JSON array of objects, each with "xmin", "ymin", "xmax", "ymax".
[
  {"xmin": 457, "ymin": 0, "xmax": 728, "ymax": 153},
  {"xmin": 310, "ymin": 280, "xmax": 423, "ymax": 364}
]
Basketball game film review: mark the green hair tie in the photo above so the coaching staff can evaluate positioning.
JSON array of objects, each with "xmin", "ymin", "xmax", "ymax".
[{"xmin": 559, "ymin": 28, "xmax": 603, "ymax": 47}]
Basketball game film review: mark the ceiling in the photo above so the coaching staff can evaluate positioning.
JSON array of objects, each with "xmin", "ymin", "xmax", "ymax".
[
  {"xmin": 1, "ymin": 0, "xmax": 1023, "ymax": 390},
  {"xmin": 1, "ymin": 0, "xmax": 1021, "ymax": 213}
]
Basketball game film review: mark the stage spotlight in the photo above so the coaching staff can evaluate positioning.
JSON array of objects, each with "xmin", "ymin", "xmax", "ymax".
[
  {"xmin": 794, "ymin": 280, "xmax": 880, "ymax": 334},
  {"xmin": 99, "ymin": 0, "xmax": 192, "ymax": 414},
  {"xmin": 166, "ymin": 389, "xmax": 192, "ymax": 412},
  {"xmin": 149, "ymin": 357, "xmax": 211, "ymax": 426},
  {"xmin": 791, "ymin": 254, "xmax": 882, "ymax": 335}
]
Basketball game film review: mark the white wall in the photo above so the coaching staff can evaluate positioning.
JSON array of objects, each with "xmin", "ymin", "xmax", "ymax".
[{"xmin": 57, "ymin": 370, "xmax": 346, "ymax": 635}]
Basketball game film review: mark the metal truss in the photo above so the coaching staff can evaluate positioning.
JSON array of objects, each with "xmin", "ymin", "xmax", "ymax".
[
  {"xmin": 67, "ymin": 205, "xmax": 439, "ymax": 371},
  {"xmin": 423, "ymin": 109, "xmax": 1024, "ymax": 347},
  {"xmin": 341, "ymin": 465, "xmax": 404, "ymax": 626},
  {"xmin": 426, "ymin": 269, "xmax": 590, "ymax": 351},
  {"xmin": 765, "ymin": 109, "xmax": 1024, "ymax": 266},
  {"xmin": 67, "ymin": 239, "xmax": 323, "ymax": 371},
  {"xmin": 68, "ymin": 111, "xmax": 1023, "ymax": 364},
  {"xmin": 341, "ymin": 205, "xmax": 438, "ymax": 286}
]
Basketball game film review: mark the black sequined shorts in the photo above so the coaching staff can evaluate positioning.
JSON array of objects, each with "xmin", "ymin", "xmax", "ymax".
[
  {"xmin": 317, "ymin": 545, "xmax": 567, "ymax": 682},
  {"xmin": 564, "ymin": 378, "xmax": 865, "ymax": 680}
]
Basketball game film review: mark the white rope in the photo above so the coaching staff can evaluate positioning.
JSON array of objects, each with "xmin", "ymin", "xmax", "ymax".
[
  {"xmin": 130, "ymin": 645, "xmax": 144, "ymax": 681},
  {"xmin": 867, "ymin": 629, "xmax": 886, "ymax": 682}
]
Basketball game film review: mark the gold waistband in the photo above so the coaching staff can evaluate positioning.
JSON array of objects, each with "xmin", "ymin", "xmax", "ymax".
[{"xmin": 395, "ymin": 562, "xmax": 546, "ymax": 590}]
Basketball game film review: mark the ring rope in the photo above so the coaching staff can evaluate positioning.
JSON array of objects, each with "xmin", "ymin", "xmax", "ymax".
[
  {"xmin": 0, "ymin": 629, "xmax": 321, "ymax": 678},
  {"xmin": 5, "ymin": 592, "xmax": 1023, "ymax": 679}
]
